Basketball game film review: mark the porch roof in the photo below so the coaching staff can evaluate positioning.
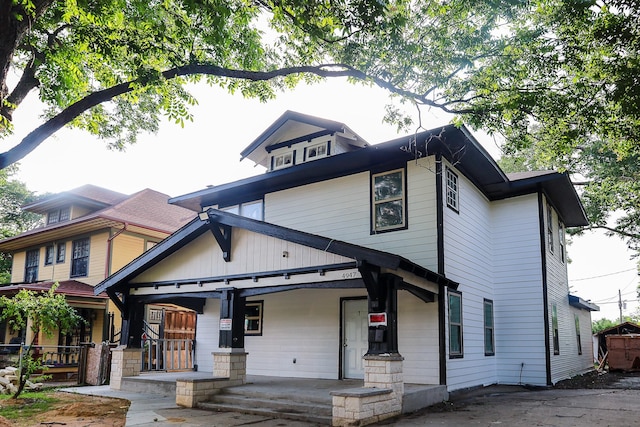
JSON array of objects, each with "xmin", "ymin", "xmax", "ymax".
[
  {"xmin": 0, "ymin": 280, "xmax": 109, "ymax": 299},
  {"xmin": 94, "ymin": 210, "xmax": 457, "ymax": 296}
]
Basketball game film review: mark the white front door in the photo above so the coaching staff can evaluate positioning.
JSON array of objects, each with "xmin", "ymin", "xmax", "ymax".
[{"xmin": 343, "ymin": 298, "xmax": 368, "ymax": 379}]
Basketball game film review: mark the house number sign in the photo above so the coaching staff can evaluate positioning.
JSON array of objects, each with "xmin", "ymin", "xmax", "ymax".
[{"xmin": 219, "ymin": 318, "xmax": 233, "ymax": 331}]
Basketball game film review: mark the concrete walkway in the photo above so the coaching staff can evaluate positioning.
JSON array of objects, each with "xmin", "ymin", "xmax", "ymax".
[
  {"xmin": 62, "ymin": 381, "xmax": 640, "ymax": 426},
  {"xmin": 61, "ymin": 384, "xmax": 325, "ymax": 426}
]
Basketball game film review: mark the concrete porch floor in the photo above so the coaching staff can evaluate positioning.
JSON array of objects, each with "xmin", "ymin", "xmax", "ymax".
[{"xmin": 120, "ymin": 371, "xmax": 448, "ymax": 413}]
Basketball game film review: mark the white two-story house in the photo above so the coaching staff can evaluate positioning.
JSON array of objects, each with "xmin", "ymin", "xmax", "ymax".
[{"xmin": 96, "ymin": 111, "xmax": 597, "ymax": 400}]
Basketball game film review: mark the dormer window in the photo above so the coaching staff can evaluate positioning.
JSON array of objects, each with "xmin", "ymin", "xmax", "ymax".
[
  {"xmin": 272, "ymin": 152, "xmax": 294, "ymax": 170},
  {"xmin": 47, "ymin": 206, "xmax": 70, "ymax": 225},
  {"xmin": 305, "ymin": 141, "xmax": 329, "ymax": 161}
]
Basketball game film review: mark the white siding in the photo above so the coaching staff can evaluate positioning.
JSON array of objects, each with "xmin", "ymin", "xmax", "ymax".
[
  {"xmin": 133, "ymin": 229, "xmax": 353, "ymax": 284},
  {"xmin": 265, "ymin": 156, "xmax": 439, "ymax": 270},
  {"xmin": 194, "ymin": 288, "xmax": 440, "ymax": 383},
  {"xmin": 543, "ymin": 199, "xmax": 594, "ymax": 383},
  {"xmin": 492, "ymin": 195, "xmax": 547, "ymax": 386},
  {"xmin": 442, "ymin": 161, "xmax": 497, "ymax": 390}
]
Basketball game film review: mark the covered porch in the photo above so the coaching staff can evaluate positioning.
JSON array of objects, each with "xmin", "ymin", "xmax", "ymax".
[{"xmin": 96, "ymin": 210, "xmax": 457, "ymax": 425}]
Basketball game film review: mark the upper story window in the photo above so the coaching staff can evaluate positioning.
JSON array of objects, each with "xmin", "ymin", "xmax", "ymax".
[
  {"xmin": 372, "ymin": 168, "xmax": 406, "ymax": 232},
  {"xmin": 47, "ymin": 206, "xmax": 70, "ymax": 225},
  {"xmin": 56, "ymin": 242, "xmax": 66, "ymax": 263},
  {"xmin": 272, "ymin": 151, "xmax": 294, "ymax": 170},
  {"xmin": 558, "ymin": 221, "xmax": 565, "ymax": 263},
  {"xmin": 446, "ymin": 167, "xmax": 459, "ymax": 212},
  {"xmin": 24, "ymin": 249, "xmax": 39, "ymax": 283},
  {"xmin": 45, "ymin": 245, "xmax": 54, "ymax": 265},
  {"xmin": 221, "ymin": 200, "xmax": 264, "ymax": 221},
  {"xmin": 71, "ymin": 238, "xmax": 90, "ymax": 278},
  {"xmin": 304, "ymin": 141, "xmax": 329, "ymax": 162},
  {"xmin": 547, "ymin": 205, "xmax": 554, "ymax": 253}
]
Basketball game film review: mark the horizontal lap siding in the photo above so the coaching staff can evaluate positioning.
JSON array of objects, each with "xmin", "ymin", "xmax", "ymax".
[
  {"xmin": 195, "ymin": 289, "xmax": 440, "ymax": 382},
  {"xmin": 543, "ymin": 199, "xmax": 594, "ymax": 383},
  {"xmin": 397, "ymin": 291, "xmax": 440, "ymax": 384},
  {"xmin": 265, "ymin": 157, "xmax": 438, "ymax": 270},
  {"xmin": 443, "ymin": 162, "xmax": 496, "ymax": 390},
  {"xmin": 492, "ymin": 196, "xmax": 547, "ymax": 386}
]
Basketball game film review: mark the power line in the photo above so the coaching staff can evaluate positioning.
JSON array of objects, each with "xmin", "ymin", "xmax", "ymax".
[{"xmin": 569, "ymin": 267, "xmax": 637, "ymax": 282}]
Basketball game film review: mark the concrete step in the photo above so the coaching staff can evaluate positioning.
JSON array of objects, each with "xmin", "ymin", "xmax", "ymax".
[
  {"xmin": 198, "ymin": 396, "xmax": 331, "ymax": 425},
  {"xmin": 198, "ymin": 387, "xmax": 333, "ymax": 425},
  {"xmin": 119, "ymin": 376, "xmax": 176, "ymax": 396}
]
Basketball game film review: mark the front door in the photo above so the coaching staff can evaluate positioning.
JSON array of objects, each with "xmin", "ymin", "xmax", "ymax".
[{"xmin": 342, "ymin": 298, "xmax": 368, "ymax": 379}]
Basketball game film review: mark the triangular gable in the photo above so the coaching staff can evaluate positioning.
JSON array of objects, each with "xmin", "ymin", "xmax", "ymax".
[
  {"xmin": 95, "ymin": 210, "xmax": 456, "ymax": 299},
  {"xmin": 239, "ymin": 110, "xmax": 368, "ymax": 167}
]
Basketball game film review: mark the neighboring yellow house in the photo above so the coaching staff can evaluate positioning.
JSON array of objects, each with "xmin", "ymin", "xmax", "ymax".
[{"xmin": 0, "ymin": 185, "xmax": 194, "ymax": 356}]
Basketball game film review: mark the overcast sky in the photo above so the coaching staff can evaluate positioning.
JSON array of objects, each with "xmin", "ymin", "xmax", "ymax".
[{"xmin": 7, "ymin": 77, "xmax": 638, "ymax": 321}]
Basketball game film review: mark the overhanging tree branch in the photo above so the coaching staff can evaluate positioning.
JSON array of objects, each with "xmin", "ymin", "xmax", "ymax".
[{"xmin": 0, "ymin": 62, "xmax": 477, "ymax": 169}]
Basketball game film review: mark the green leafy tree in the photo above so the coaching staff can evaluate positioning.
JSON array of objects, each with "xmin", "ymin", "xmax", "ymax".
[
  {"xmin": 592, "ymin": 318, "xmax": 617, "ymax": 334},
  {"xmin": 1, "ymin": 1, "xmax": 639, "ymax": 249},
  {"xmin": 0, "ymin": 166, "xmax": 41, "ymax": 283},
  {"xmin": 0, "ymin": 284, "xmax": 83, "ymax": 398}
]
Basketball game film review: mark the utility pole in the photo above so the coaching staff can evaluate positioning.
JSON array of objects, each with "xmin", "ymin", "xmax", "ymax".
[{"xmin": 619, "ymin": 289, "xmax": 623, "ymax": 324}]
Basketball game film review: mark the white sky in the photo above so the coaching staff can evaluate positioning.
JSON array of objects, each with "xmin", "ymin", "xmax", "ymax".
[{"xmin": 6, "ymin": 78, "xmax": 638, "ymax": 322}]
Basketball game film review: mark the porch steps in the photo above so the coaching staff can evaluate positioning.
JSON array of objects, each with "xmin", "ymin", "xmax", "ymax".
[
  {"xmin": 198, "ymin": 386, "xmax": 333, "ymax": 425},
  {"xmin": 119, "ymin": 376, "xmax": 177, "ymax": 396}
]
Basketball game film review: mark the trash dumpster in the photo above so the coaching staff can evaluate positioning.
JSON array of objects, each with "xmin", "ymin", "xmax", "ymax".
[{"xmin": 606, "ymin": 334, "xmax": 640, "ymax": 371}]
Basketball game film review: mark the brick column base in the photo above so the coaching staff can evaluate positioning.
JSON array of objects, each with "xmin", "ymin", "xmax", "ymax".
[
  {"xmin": 331, "ymin": 354, "xmax": 404, "ymax": 426},
  {"xmin": 109, "ymin": 346, "xmax": 142, "ymax": 390},
  {"xmin": 212, "ymin": 351, "xmax": 247, "ymax": 386}
]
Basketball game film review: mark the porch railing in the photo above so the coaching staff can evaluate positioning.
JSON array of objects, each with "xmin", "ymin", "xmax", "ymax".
[{"xmin": 141, "ymin": 338, "xmax": 195, "ymax": 372}]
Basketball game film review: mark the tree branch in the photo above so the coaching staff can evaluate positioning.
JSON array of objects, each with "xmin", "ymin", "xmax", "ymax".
[
  {"xmin": 584, "ymin": 224, "xmax": 640, "ymax": 241},
  {"xmin": 0, "ymin": 62, "xmax": 480, "ymax": 169}
]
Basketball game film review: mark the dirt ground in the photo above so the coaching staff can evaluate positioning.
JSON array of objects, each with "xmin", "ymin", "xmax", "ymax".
[{"xmin": 0, "ymin": 392, "xmax": 129, "ymax": 427}]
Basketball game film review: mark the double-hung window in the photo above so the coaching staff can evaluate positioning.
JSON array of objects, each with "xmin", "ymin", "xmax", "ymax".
[
  {"xmin": 575, "ymin": 315, "xmax": 582, "ymax": 355},
  {"xmin": 448, "ymin": 290, "xmax": 463, "ymax": 357},
  {"xmin": 484, "ymin": 299, "xmax": 495, "ymax": 356},
  {"xmin": 56, "ymin": 242, "xmax": 66, "ymax": 263},
  {"xmin": 45, "ymin": 245, "xmax": 54, "ymax": 265},
  {"xmin": 547, "ymin": 206, "xmax": 554, "ymax": 253},
  {"xmin": 71, "ymin": 238, "xmax": 90, "ymax": 278},
  {"xmin": 552, "ymin": 304, "xmax": 559, "ymax": 355},
  {"xmin": 446, "ymin": 167, "xmax": 459, "ymax": 211},
  {"xmin": 245, "ymin": 301, "xmax": 264, "ymax": 336},
  {"xmin": 372, "ymin": 168, "xmax": 406, "ymax": 232},
  {"xmin": 24, "ymin": 249, "xmax": 39, "ymax": 283}
]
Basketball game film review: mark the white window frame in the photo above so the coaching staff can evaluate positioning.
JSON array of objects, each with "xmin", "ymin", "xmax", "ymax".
[
  {"xmin": 448, "ymin": 290, "xmax": 463, "ymax": 358},
  {"xmin": 484, "ymin": 299, "xmax": 495, "ymax": 356},
  {"xmin": 245, "ymin": 300, "xmax": 263, "ymax": 336},
  {"xmin": 272, "ymin": 151, "xmax": 294, "ymax": 170},
  {"xmin": 552, "ymin": 304, "xmax": 559, "ymax": 355},
  {"xmin": 372, "ymin": 168, "xmax": 406, "ymax": 232},
  {"xmin": 558, "ymin": 221, "xmax": 565, "ymax": 262},
  {"xmin": 220, "ymin": 200, "xmax": 264, "ymax": 221},
  {"xmin": 445, "ymin": 167, "xmax": 459, "ymax": 212},
  {"xmin": 547, "ymin": 205, "xmax": 554, "ymax": 253},
  {"xmin": 305, "ymin": 141, "xmax": 329, "ymax": 162}
]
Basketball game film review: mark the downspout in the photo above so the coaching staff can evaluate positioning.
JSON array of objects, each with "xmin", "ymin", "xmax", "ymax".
[
  {"xmin": 105, "ymin": 223, "xmax": 128, "ymax": 279},
  {"xmin": 104, "ymin": 224, "xmax": 127, "ymax": 342}
]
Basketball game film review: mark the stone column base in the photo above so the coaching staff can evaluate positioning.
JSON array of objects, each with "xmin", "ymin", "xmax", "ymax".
[
  {"xmin": 212, "ymin": 351, "xmax": 247, "ymax": 386},
  {"xmin": 109, "ymin": 346, "xmax": 142, "ymax": 390}
]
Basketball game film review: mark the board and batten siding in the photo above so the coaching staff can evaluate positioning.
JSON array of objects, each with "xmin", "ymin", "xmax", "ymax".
[
  {"xmin": 265, "ymin": 156, "xmax": 439, "ymax": 271},
  {"xmin": 442, "ymin": 160, "xmax": 497, "ymax": 391},
  {"xmin": 195, "ymin": 288, "xmax": 440, "ymax": 383},
  {"xmin": 543, "ymin": 198, "xmax": 593, "ymax": 383},
  {"xmin": 132, "ymin": 229, "xmax": 353, "ymax": 284},
  {"xmin": 491, "ymin": 195, "xmax": 547, "ymax": 386}
]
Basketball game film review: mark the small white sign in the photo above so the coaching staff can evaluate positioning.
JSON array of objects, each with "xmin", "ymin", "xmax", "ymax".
[{"xmin": 219, "ymin": 318, "xmax": 232, "ymax": 331}]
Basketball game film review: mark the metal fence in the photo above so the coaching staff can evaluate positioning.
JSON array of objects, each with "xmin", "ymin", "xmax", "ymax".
[{"xmin": 141, "ymin": 338, "xmax": 195, "ymax": 372}]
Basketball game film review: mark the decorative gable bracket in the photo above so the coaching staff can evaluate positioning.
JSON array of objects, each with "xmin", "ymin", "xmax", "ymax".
[{"xmin": 208, "ymin": 222, "xmax": 232, "ymax": 262}]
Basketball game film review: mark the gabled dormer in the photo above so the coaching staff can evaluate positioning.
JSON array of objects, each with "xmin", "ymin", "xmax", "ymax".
[
  {"xmin": 22, "ymin": 184, "xmax": 128, "ymax": 224},
  {"xmin": 240, "ymin": 110, "xmax": 368, "ymax": 171}
]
